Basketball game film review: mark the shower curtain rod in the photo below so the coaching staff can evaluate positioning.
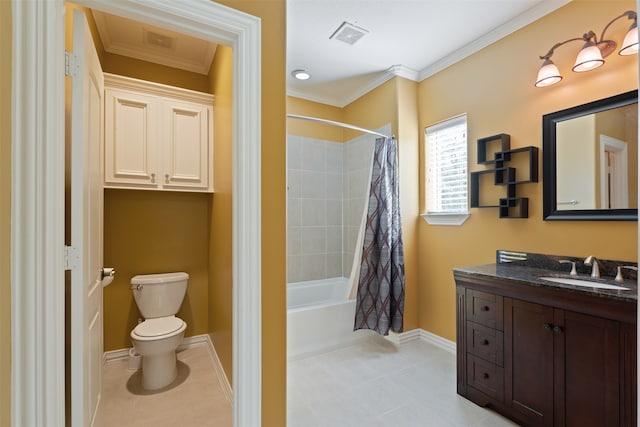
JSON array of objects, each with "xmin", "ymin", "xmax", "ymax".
[{"xmin": 287, "ymin": 114, "xmax": 388, "ymax": 138}]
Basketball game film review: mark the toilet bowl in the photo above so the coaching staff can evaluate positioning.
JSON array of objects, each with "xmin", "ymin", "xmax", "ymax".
[
  {"xmin": 131, "ymin": 316, "xmax": 187, "ymax": 390},
  {"xmin": 130, "ymin": 272, "xmax": 189, "ymax": 390}
]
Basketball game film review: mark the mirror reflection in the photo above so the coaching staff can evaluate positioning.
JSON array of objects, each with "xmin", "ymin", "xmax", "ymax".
[
  {"xmin": 543, "ymin": 90, "xmax": 638, "ymax": 221},
  {"xmin": 556, "ymin": 103, "xmax": 638, "ymax": 210}
]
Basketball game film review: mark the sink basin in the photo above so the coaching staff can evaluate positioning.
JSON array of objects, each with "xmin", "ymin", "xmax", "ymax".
[{"xmin": 538, "ymin": 276, "xmax": 630, "ymax": 291}]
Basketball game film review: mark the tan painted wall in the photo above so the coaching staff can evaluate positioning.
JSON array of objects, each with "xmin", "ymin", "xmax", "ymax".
[
  {"xmin": 0, "ymin": 1, "xmax": 11, "ymax": 424},
  {"xmin": 102, "ymin": 53, "xmax": 210, "ymax": 93},
  {"xmin": 103, "ymin": 190, "xmax": 211, "ymax": 350},
  {"xmin": 287, "ymin": 97, "xmax": 346, "ymax": 141},
  {"xmin": 418, "ymin": 0, "xmax": 638, "ymax": 342},
  {"xmin": 208, "ymin": 44, "xmax": 234, "ymax": 382}
]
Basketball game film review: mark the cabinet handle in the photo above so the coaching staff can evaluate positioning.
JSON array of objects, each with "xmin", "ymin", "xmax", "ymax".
[
  {"xmin": 482, "ymin": 339, "xmax": 489, "ymax": 346},
  {"xmin": 165, "ymin": 173, "xmax": 170, "ymax": 184},
  {"xmin": 482, "ymin": 373, "xmax": 490, "ymax": 379},
  {"xmin": 553, "ymin": 325, "xmax": 563, "ymax": 334},
  {"xmin": 150, "ymin": 173, "xmax": 156, "ymax": 183},
  {"xmin": 543, "ymin": 323, "xmax": 552, "ymax": 331},
  {"xmin": 480, "ymin": 305, "xmax": 490, "ymax": 312}
]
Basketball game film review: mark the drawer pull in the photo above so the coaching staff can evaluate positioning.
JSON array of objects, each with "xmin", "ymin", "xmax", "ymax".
[
  {"xmin": 482, "ymin": 339, "xmax": 490, "ymax": 346},
  {"xmin": 482, "ymin": 373, "xmax": 490, "ymax": 379},
  {"xmin": 480, "ymin": 305, "xmax": 490, "ymax": 312}
]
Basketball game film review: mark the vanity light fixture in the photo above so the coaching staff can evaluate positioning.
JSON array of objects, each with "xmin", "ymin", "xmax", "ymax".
[
  {"xmin": 535, "ymin": 10, "xmax": 638, "ymax": 88},
  {"xmin": 292, "ymin": 69, "xmax": 311, "ymax": 80}
]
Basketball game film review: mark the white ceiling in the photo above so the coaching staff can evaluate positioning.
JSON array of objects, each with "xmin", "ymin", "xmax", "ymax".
[
  {"xmin": 89, "ymin": 2, "xmax": 572, "ymax": 106},
  {"xmin": 92, "ymin": 10, "xmax": 217, "ymax": 75},
  {"xmin": 286, "ymin": 0, "xmax": 572, "ymax": 107}
]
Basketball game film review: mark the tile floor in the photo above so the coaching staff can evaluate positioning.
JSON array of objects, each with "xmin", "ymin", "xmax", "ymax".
[
  {"xmin": 96, "ymin": 336, "xmax": 518, "ymax": 427},
  {"xmin": 287, "ymin": 335, "xmax": 520, "ymax": 427},
  {"xmin": 94, "ymin": 344, "xmax": 232, "ymax": 427}
]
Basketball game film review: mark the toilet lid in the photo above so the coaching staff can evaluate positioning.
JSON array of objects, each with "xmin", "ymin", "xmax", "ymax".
[{"xmin": 134, "ymin": 317, "xmax": 184, "ymax": 337}]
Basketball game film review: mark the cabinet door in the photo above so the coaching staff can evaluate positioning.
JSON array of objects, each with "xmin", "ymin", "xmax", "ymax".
[
  {"xmin": 504, "ymin": 298, "xmax": 554, "ymax": 427},
  {"xmin": 162, "ymin": 99, "xmax": 211, "ymax": 191},
  {"xmin": 104, "ymin": 88, "xmax": 159, "ymax": 188},
  {"xmin": 558, "ymin": 310, "xmax": 620, "ymax": 427}
]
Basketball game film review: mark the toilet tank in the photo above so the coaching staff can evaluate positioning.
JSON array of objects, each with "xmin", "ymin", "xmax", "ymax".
[{"xmin": 131, "ymin": 272, "xmax": 189, "ymax": 319}]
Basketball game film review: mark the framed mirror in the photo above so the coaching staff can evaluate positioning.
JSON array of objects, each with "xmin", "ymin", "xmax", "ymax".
[{"xmin": 543, "ymin": 90, "xmax": 638, "ymax": 221}]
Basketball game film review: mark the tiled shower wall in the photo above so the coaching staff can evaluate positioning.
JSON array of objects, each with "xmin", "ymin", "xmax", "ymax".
[{"xmin": 287, "ymin": 132, "xmax": 378, "ymax": 283}]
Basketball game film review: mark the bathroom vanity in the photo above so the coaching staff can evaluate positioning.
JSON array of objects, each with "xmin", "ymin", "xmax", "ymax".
[{"xmin": 454, "ymin": 251, "xmax": 637, "ymax": 427}]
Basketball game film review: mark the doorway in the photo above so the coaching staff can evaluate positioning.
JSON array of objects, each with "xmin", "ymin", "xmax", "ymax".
[{"xmin": 11, "ymin": 1, "xmax": 261, "ymax": 425}]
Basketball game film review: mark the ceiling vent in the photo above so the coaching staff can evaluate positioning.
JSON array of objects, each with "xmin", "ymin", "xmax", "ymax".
[
  {"xmin": 145, "ymin": 30, "xmax": 175, "ymax": 50},
  {"xmin": 329, "ymin": 21, "xmax": 369, "ymax": 45}
]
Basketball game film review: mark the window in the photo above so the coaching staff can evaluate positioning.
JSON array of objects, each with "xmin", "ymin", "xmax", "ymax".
[{"xmin": 423, "ymin": 114, "xmax": 469, "ymax": 225}]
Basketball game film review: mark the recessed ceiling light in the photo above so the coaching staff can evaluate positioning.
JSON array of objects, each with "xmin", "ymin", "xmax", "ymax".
[{"xmin": 292, "ymin": 69, "xmax": 311, "ymax": 80}]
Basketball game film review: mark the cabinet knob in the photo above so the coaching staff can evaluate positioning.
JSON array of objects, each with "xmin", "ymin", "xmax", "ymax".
[
  {"xmin": 553, "ymin": 325, "xmax": 563, "ymax": 334},
  {"xmin": 482, "ymin": 339, "xmax": 490, "ymax": 346},
  {"xmin": 543, "ymin": 323, "xmax": 552, "ymax": 331},
  {"xmin": 482, "ymin": 373, "xmax": 490, "ymax": 379},
  {"xmin": 480, "ymin": 305, "xmax": 490, "ymax": 312},
  {"xmin": 150, "ymin": 172, "xmax": 156, "ymax": 183},
  {"xmin": 165, "ymin": 173, "xmax": 170, "ymax": 184}
]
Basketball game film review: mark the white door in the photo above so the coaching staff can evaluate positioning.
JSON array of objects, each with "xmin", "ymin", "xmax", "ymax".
[{"xmin": 69, "ymin": 9, "xmax": 106, "ymax": 427}]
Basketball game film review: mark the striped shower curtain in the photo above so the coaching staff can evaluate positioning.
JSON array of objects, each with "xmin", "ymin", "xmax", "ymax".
[{"xmin": 354, "ymin": 136, "xmax": 405, "ymax": 336}]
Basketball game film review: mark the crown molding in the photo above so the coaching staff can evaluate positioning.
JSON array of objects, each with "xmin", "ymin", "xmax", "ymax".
[
  {"xmin": 288, "ymin": 0, "xmax": 572, "ymax": 107},
  {"xmin": 288, "ymin": 64, "xmax": 420, "ymax": 108},
  {"xmin": 418, "ymin": 0, "xmax": 572, "ymax": 81}
]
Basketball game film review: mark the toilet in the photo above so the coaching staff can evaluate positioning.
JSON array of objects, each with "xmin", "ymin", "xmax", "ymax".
[{"xmin": 130, "ymin": 272, "xmax": 189, "ymax": 390}]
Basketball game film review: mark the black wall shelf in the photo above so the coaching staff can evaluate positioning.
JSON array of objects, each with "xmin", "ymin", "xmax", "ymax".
[{"xmin": 470, "ymin": 133, "xmax": 538, "ymax": 218}]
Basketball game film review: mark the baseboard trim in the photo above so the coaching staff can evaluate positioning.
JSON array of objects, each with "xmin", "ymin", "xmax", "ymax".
[
  {"xmin": 102, "ymin": 334, "xmax": 233, "ymax": 402},
  {"xmin": 419, "ymin": 329, "xmax": 456, "ymax": 354},
  {"xmin": 384, "ymin": 328, "xmax": 456, "ymax": 354},
  {"xmin": 203, "ymin": 334, "xmax": 233, "ymax": 403}
]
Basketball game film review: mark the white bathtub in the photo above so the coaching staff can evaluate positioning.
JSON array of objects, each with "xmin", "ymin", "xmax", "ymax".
[{"xmin": 287, "ymin": 277, "xmax": 373, "ymax": 359}]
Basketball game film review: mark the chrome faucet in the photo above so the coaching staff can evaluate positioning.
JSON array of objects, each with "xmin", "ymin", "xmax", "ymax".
[
  {"xmin": 558, "ymin": 260, "xmax": 577, "ymax": 276},
  {"xmin": 615, "ymin": 265, "xmax": 638, "ymax": 282},
  {"xmin": 584, "ymin": 256, "xmax": 600, "ymax": 278}
]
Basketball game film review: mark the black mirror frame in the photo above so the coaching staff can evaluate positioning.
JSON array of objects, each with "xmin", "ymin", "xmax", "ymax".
[{"xmin": 542, "ymin": 90, "xmax": 638, "ymax": 221}]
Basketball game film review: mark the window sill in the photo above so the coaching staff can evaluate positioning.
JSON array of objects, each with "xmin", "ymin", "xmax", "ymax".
[{"xmin": 420, "ymin": 212, "xmax": 470, "ymax": 226}]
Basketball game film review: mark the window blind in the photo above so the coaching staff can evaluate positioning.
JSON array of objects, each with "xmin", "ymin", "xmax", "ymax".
[{"xmin": 425, "ymin": 115, "xmax": 468, "ymax": 213}]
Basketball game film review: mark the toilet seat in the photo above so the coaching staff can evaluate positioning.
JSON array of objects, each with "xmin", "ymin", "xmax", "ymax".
[{"xmin": 131, "ymin": 316, "xmax": 186, "ymax": 341}]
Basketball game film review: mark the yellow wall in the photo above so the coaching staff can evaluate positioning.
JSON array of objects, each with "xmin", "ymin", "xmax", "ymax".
[
  {"xmin": 418, "ymin": 0, "xmax": 638, "ymax": 342},
  {"xmin": 102, "ymin": 52, "xmax": 210, "ymax": 93},
  {"xmin": 287, "ymin": 97, "xmax": 346, "ymax": 141},
  {"xmin": 213, "ymin": 1, "xmax": 288, "ymax": 425},
  {"xmin": 0, "ymin": 1, "xmax": 11, "ymax": 424},
  {"xmin": 103, "ymin": 190, "xmax": 211, "ymax": 350},
  {"xmin": 208, "ymin": 44, "xmax": 234, "ymax": 382}
]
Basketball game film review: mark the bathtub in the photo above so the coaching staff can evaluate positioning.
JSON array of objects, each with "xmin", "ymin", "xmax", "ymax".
[{"xmin": 287, "ymin": 277, "xmax": 373, "ymax": 359}]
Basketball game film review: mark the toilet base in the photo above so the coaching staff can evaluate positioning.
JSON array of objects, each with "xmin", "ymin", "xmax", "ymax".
[{"xmin": 141, "ymin": 351, "xmax": 178, "ymax": 390}]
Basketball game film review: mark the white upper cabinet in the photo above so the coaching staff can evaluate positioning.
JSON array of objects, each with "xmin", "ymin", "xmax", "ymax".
[{"xmin": 104, "ymin": 73, "xmax": 214, "ymax": 192}]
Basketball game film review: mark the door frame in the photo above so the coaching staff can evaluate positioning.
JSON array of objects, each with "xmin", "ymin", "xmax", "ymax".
[
  {"xmin": 11, "ymin": 1, "xmax": 262, "ymax": 426},
  {"xmin": 599, "ymin": 134, "xmax": 629, "ymax": 209}
]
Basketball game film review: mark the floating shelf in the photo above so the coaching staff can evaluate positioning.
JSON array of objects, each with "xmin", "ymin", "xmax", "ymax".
[{"xmin": 470, "ymin": 134, "xmax": 538, "ymax": 218}]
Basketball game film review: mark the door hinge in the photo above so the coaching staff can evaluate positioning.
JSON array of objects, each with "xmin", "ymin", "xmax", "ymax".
[
  {"xmin": 65, "ymin": 245, "xmax": 79, "ymax": 270},
  {"xmin": 65, "ymin": 50, "xmax": 79, "ymax": 77}
]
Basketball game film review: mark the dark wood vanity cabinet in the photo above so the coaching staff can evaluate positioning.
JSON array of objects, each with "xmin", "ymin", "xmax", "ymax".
[{"xmin": 456, "ymin": 276, "xmax": 637, "ymax": 427}]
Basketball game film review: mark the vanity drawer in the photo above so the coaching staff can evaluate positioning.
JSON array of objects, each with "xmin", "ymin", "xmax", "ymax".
[
  {"xmin": 466, "ymin": 321, "xmax": 504, "ymax": 366},
  {"xmin": 466, "ymin": 289, "xmax": 503, "ymax": 330},
  {"xmin": 466, "ymin": 354, "xmax": 504, "ymax": 401}
]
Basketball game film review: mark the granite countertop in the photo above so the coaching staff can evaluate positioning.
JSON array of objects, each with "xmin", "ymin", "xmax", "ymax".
[{"xmin": 453, "ymin": 251, "xmax": 638, "ymax": 303}]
